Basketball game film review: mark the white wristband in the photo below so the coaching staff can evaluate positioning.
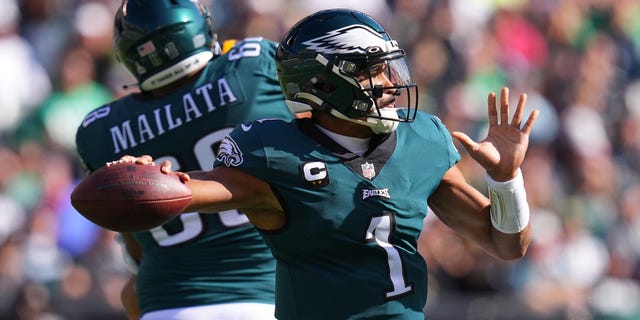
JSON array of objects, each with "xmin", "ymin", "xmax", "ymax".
[{"xmin": 484, "ymin": 168, "xmax": 530, "ymax": 234}]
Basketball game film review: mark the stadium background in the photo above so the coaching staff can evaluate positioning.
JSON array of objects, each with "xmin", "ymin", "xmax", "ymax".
[{"xmin": 0, "ymin": 0, "xmax": 639, "ymax": 319}]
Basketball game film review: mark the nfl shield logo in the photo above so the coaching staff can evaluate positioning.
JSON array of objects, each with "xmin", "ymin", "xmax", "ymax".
[{"xmin": 361, "ymin": 162, "xmax": 376, "ymax": 179}]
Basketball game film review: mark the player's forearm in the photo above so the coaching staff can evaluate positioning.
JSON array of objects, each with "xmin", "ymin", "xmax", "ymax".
[
  {"xmin": 489, "ymin": 225, "xmax": 530, "ymax": 260},
  {"xmin": 183, "ymin": 167, "xmax": 282, "ymax": 214},
  {"xmin": 429, "ymin": 167, "xmax": 530, "ymax": 260},
  {"xmin": 485, "ymin": 168, "xmax": 531, "ymax": 259},
  {"xmin": 183, "ymin": 177, "xmax": 236, "ymax": 213}
]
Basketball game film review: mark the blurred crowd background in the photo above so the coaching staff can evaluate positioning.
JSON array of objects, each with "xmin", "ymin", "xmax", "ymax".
[{"xmin": 0, "ymin": 0, "xmax": 639, "ymax": 319}]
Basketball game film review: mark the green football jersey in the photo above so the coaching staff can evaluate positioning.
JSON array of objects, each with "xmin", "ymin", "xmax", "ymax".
[
  {"xmin": 75, "ymin": 38, "xmax": 293, "ymax": 315},
  {"xmin": 214, "ymin": 112, "xmax": 460, "ymax": 320}
]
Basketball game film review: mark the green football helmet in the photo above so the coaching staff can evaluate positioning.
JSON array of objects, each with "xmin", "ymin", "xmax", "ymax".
[
  {"xmin": 114, "ymin": 0, "xmax": 220, "ymax": 91},
  {"xmin": 275, "ymin": 9, "xmax": 418, "ymax": 133}
]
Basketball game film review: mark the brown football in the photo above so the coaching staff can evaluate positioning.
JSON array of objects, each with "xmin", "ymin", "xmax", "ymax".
[{"xmin": 71, "ymin": 162, "xmax": 192, "ymax": 232}]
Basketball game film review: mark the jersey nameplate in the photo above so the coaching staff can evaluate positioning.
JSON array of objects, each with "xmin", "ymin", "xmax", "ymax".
[{"xmin": 86, "ymin": 78, "xmax": 240, "ymax": 154}]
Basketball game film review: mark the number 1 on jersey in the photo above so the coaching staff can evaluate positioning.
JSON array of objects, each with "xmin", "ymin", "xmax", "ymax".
[{"xmin": 366, "ymin": 213, "xmax": 414, "ymax": 299}]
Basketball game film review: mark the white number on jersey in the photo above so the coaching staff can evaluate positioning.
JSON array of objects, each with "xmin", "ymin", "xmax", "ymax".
[
  {"xmin": 150, "ymin": 128, "xmax": 249, "ymax": 246},
  {"xmin": 366, "ymin": 213, "xmax": 413, "ymax": 298}
]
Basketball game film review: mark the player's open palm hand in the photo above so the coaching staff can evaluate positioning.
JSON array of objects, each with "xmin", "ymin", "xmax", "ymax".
[{"xmin": 451, "ymin": 87, "xmax": 539, "ymax": 181}]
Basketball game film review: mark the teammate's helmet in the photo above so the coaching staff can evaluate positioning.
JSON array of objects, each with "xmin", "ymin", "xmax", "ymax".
[
  {"xmin": 114, "ymin": 0, "xmax": 220, "ymax": 91},
  {"xmin": 275, "ymin": 9, "xmax": 418, "ymax": 131}
]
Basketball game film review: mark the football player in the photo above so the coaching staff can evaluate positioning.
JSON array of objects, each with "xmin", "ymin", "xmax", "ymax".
[
  {"xmin": 74, "ymin": 0, "xmax": 293, "ymax": 319},
  {"xmin": 108, "ymin": 8, "xmax": 538, "ymax": 320}
]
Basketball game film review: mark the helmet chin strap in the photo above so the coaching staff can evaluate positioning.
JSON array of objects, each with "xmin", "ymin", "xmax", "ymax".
[
  {"xmin": 293, "ymin": 92, "xmax": 400, "ymax": 134},
  {"xmin": 368, "ymin": 108, "xmax": 400, "ymax": 134},
  {"xmin": 329, "ymin": 107, "xmax": 399, "ymax": 134},
  {"xmin": 285, "ymin": 100, "xmax": 314, "ymax": 114}
]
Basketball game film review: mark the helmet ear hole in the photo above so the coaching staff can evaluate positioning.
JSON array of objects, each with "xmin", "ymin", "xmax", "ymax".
[{"xmin": 321, "ymin": 83, "xmax": 335, "ymax": 93}]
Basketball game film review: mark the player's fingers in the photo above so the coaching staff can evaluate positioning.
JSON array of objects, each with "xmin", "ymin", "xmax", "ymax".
[
  {"xmin": 451, "ymin": 131, "xmax": 479, "ymax": 153},
  {"xmin": 159, "ymin": 160, "xmax": 173, "ymax": 173},
  {"xmin": 521, "ymin": 109, "xmax": 539, "ymax": 135},
  {"xmin": 108, "ymin": 155, "xmax": 137, "ymax": 166},
  {"xmin": 121, "ymin": 155, "xmax": 137, "ymax": 162},
  {"xmin": 175, "ymin": 172, "xmax": 191, "ymax": 182},
  {"xmin": 500, "ymin": 87, "xmax": 509, "ymax": 125},
  {"xmin": 488, "ymin": 92, "xmax": 498, "ymax": 126},
  {"xmin": 511, "ymin": 93, "xmax": 527, "ymax": 128},
  {"xmin": 135, "ymin": 155, "xmax": 154, "ymax": 164}
]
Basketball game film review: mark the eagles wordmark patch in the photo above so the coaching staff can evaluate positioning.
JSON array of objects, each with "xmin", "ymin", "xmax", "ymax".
[{"xmin": 362, "ymin": 188, "xmax": 391, "ymax": 200}]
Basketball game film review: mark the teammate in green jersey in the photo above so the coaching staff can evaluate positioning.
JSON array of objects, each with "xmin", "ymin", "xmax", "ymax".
[
  {"xmin": 106, "ymin": 8, "xmax": 538, "ymax": 320},
  {"xmin": 74, "ymin": 0, "xmax": 293, "ymax": 319}
]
